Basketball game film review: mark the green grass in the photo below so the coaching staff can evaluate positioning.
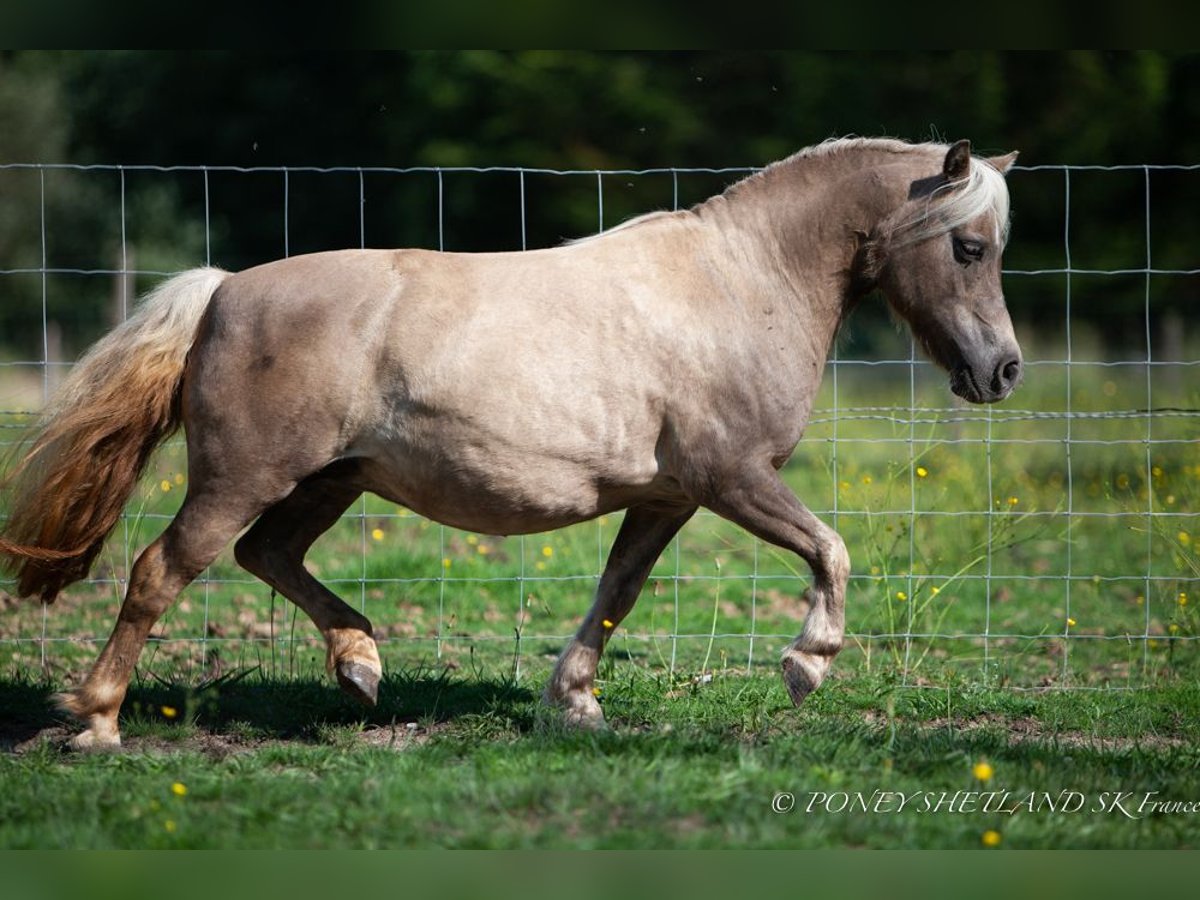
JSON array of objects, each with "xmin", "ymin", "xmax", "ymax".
[
  {"xmin": 3, "ymin": 666, "xmax": 1199, "ymax": 848},
  {"xmin": 2, "ymin": 347, "xmax": 1199, "ymax": 847}
]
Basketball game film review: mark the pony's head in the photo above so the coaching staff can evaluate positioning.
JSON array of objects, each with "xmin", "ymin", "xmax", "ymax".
[{"xmin": 869, "ymin": 140, "xmax": 1021, "ymax": 404}]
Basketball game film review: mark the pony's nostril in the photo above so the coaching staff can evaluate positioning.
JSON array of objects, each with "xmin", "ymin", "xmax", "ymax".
[{"xmin": 996, "ymin": 358, "xmax": 1022, "ymax": 392}]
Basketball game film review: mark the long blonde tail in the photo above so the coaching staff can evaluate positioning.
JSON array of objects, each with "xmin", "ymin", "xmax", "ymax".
[{"xmin": 0, "ymin": 267, "xmax": 228, "ymax": 601}]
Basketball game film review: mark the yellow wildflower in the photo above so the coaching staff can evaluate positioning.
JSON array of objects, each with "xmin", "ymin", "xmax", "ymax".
[
  {"xmin": 371, "ymin": 528, "xmax": 384, "ymax": 542},
  {"xmin": 160, "ymin": 705, "xmax": 177, "ymax": 719},
  {"xmin": 171, "ymin": 782, "xmax": 187, "ymax": 798},
  {"xmin": 1067, "ymin": 617, "xmax": 1077, "ymax": 627},
  {"xmin": 541, "ymin": 545, "xmax": 553, "ymax": 558},
  {"xmin": 160, "ymin": 480, "xmax": 171, "ymax": 492},
  {"xmin": 981, "ymin": 830, "xmax": 1001, "ymax": 847},
  {"xmin": 895, "ymin": 591, "xmax": 907, "ymax": 602},
  {"xmin": 973, "ymin": 761, "xmax": 994, "ymax": 782},
  {"xmin": 602, "ymin": 619, "xmax": 614, "ymax": 629},
  {"xmin": 916, "ymin": 466, "xmax": 928, "ymax": 478}
]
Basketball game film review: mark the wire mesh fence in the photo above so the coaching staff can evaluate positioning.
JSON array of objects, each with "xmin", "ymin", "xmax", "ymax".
[{"xmin": 1, "ymin": 160, "xmax": 1198, "ymax": 691}]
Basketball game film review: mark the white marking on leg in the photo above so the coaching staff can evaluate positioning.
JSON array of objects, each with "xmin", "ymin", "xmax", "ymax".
[{"xmin": 783, "ymin": 529, "xmax": 849, "ymax": 705}]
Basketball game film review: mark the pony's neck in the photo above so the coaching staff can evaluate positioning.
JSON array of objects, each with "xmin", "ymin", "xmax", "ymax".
[{"xmin": 694, "ymin": 140, "xmax": 932, "ymax": 359}]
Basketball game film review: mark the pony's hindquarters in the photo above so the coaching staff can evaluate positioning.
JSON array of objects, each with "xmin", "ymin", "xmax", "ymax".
[{"xmin": 0, "ymin": 267, "xmax": 228, "ymax": 601}]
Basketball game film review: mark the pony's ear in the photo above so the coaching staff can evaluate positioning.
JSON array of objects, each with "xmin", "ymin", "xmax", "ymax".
[
  {"xmin": 943, "ymin": 139, "xmax": 972, "ymax": 180},
  {"xmin": 986, "ymin": 150, "xmax": 1019, "ymax": 175}
]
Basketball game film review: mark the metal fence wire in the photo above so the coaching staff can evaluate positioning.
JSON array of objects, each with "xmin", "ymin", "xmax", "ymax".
[{"xmin": 1, "ymin": 161, "xmax": 1198, "ymax": 691}]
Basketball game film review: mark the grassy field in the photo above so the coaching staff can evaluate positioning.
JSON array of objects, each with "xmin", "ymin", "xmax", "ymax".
[
  {"xmin": 2, "ymin": 668, "xmax": 1199, "ymax": 848},
  {"xmin": 2, "ymin": 341, "xmax": 1198, "ymax": 848}
]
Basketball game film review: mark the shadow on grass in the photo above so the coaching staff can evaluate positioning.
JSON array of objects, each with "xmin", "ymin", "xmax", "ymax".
[
  {"xmin": 6, "ymin": 664, "xmax": 1198, "ymax": 787},
  {"xmin": 0, "ymin": 665, "xmax": 537, "ymax": 750}
]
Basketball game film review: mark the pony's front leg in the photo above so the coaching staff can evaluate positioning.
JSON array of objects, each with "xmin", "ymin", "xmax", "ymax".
[
  {"xmin": 704, "ymin": 467, "xmax": 849, "ymax": 705},
  {"xmin": 545, "ymin": 504, "xmax": 695, "ymax": 727}
]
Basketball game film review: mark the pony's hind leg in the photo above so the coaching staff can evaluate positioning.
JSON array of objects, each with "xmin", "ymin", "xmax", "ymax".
[
  {"xmin": 60, "ymin": 491, "xmax": 273, "ymax": 749},
  {"xmin": 232, "ymin": 462, "xmax": 381, "ymax": 706},
  {"xmin": 545, "ymin": 503, "xmax": 695, "ymax": 727},
  {"xmin": 703, "ymin": 467, "xmax": 849, "ymax": 706}
]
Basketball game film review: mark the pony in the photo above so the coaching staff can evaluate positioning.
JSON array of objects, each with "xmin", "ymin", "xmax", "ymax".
[{"xmin": 1, "ymin": 138, "xmax": 1020, "ymax": 748}]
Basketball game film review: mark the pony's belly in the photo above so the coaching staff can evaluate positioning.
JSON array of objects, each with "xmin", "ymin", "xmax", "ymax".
[{"xmin": 353, "ymin": 442, "xmax": 676, "ymax": 536}]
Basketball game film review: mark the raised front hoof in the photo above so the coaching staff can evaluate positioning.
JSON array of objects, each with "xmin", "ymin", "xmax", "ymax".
[
  {"xmin": 335, "ymin": 661, "xmax": 380, "ymax": 707},
  {"xmin": 781, "ymin": 653, "xmax": 826, "ymax": 707}
]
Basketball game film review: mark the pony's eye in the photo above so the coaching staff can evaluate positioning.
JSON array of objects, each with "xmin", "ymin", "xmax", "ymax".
[{"xmin": 953, "ymin": 237, "xmax": 985, "ymax": 266}]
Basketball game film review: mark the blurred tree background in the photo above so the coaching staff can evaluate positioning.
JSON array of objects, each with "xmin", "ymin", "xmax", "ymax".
[{"xmin": 1, "ymin": 51, "xmax": 1197, "ymax": 364}]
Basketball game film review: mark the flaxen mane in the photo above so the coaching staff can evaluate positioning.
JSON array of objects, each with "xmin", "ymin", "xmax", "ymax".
[{"xmin": 571, "ymin": 138, "xmax": 1010, "ymax": 249}]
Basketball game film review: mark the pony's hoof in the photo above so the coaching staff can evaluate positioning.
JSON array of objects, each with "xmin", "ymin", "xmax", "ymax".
[
  {"xmin": 336, "ymin": 661, "xmax": 380, "ymax": 706},
  {"xmin": 66, "ymin": 726, "xmax": 122, "ymax": 752},
  {"xmin": 564, "ymin": 707, "xmax": 608, "ymax": 731},
  {"xmin": 544, "ymin": 689, "xmax": 607, "ymax": 730},
  {"xmin": 55, "ymin": 692, "xmax": 122, "ymax": 750},
  {"xmin": 781, "ymin": 653, "xmax": 823, "ymax": 706}
]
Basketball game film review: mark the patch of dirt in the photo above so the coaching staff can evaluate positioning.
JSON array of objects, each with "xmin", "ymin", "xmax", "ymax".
[
  {"xmin": 355, "ymin": 721, "xmax": 447, "ymax": 749},
  {"xmin": 7, "ymin": 725, "xmax": 265, "ymax": 758},
  {"xmin": 7, "ymin": 720, "xmax": 446, "ymax": 758}
]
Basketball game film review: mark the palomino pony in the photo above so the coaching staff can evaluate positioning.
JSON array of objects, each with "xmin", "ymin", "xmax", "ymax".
[{"xmin": 1, "ymin": 138, "xmax": 1020, "ymax": 748}]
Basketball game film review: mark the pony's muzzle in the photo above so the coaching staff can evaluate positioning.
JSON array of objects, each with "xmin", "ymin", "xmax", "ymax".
[{"xmin": 951, "ymin": 351, "xmax": 1021, "ymax": 404}]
